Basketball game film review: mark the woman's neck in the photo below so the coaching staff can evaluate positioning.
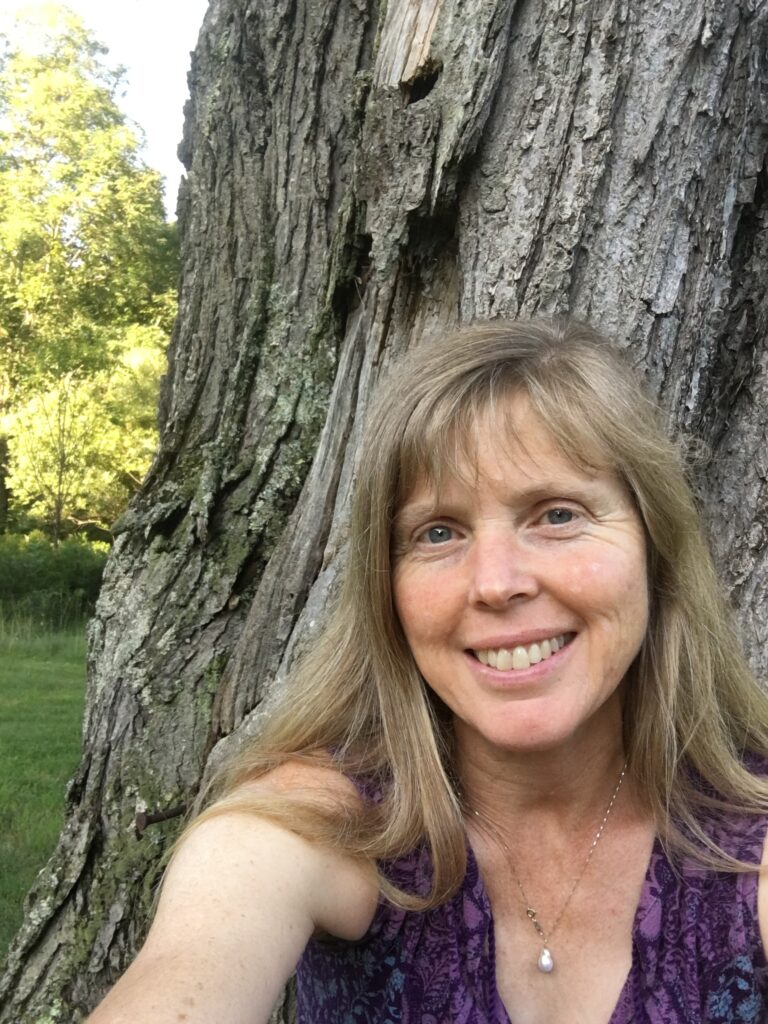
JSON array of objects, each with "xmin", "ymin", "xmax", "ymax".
[{"xmin": 456, "ymin": 710, "xmax": 630, "ymax": 836}]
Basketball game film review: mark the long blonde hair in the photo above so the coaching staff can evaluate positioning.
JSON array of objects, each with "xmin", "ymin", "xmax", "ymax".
[{"xmin": 186, "ymin": 319, "xmax": 768, "ymax": 909}]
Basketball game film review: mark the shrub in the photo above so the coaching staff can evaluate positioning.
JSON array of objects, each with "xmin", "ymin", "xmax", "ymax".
[{"xmin": 0, "ymin": 532, "xmax": 108, "ymax": 627}]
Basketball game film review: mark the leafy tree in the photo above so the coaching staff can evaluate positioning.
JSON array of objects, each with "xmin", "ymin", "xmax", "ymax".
[
  {"xmin": 0, "ymin": 4, "xmax": 176, "ymax": 384},
  {"xmin": 0, "ymin": 3, "xmax": 178, "ymax": 531},
  {"xmin": 4, "ymin": 324, "xmax": 167, "ymax": 540}
]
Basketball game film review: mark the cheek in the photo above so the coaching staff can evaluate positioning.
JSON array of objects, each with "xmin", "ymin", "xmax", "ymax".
[
  {"xmin": 393, "ymin": 570, "xmax": 450, "ymax": 641},
  {"xmin": 560, "ymin": 557, "xmax": 620, "ymax": 598},
  {"xmin": 561, "ymin": 549, "xmax": 649, "ymax": 621},
  {"xmin": 397, "ymin": 603, "xmax": 452, "ymax": 645}
]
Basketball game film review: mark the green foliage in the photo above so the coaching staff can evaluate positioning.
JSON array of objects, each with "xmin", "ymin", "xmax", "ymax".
[
  {"xmin": 4, "ymin": 324, "xmax": 166, "ymax": 535},
  {"xmin": 0, "ymin": 5, "xmax": 178, "ymax": 391},
  {"xmin": 0, "ymin": 531, "xmax": 106, "ymax": 625},
  {"xmin": 0, "ymin": 4, "xmax": 179, "ymax": 537}
]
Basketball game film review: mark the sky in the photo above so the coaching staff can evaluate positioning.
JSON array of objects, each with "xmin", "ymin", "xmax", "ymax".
[{"xmin": 2, "ymin": 1, "xmax": 212, "ymax": 218}]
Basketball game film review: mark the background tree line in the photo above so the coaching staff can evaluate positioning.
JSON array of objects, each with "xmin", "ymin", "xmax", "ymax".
[{"xmin": 0, "ymin": 5, "xmax": 177, "ymax": 557}]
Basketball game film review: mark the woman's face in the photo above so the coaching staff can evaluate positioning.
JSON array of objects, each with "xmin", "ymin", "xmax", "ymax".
[{"xmin": 392, "ymin": 396, "xmax": 649, "ymax": 758}]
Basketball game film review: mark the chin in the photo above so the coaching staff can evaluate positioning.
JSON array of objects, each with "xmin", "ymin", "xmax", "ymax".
[
  {"xmin": 495, "ymin": 732, "xmax": 573, "ymax": 754},
  {"xmin": 473, "ymin": 707, "xmax": 604, "ymax": 755}
]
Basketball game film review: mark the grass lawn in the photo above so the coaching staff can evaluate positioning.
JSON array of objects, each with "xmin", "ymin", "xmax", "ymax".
[{"xmin": 0, "ymin": 625, "xmax": 87, "ymax": 959}]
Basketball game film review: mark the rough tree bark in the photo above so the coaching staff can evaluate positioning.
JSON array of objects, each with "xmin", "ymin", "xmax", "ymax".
[{"xmin": 1, "ymin": 0, "xmax": 766, "ymax": 1020}]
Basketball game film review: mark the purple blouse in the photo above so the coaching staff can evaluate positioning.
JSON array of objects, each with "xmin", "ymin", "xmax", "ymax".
[{"xmin": 296, "ymin": 807, "xmax": 768, "ymax": 1022}]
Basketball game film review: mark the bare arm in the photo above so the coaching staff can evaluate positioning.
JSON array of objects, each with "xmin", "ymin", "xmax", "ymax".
[{"xmin": 87, "ymin": 777, "xmax": 378, "ymax": 1024}]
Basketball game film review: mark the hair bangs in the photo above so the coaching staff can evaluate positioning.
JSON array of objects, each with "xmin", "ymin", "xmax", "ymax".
[
  {"xmin": 524, "ymin": 375, "xmax": 620, "ymax": 477},
  {"xmin": 394, "ymin": 365, "xmax": 619, "ymax": 511}
]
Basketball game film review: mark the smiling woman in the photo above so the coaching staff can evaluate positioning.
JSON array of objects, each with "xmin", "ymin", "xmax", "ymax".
[
  {"xmin": 392, "ymin": 399, "xmax": 650, "ymax": 758},
  {"xmin": 88, "ymin": 320, "xmax": 768, "ymax": 1024}
]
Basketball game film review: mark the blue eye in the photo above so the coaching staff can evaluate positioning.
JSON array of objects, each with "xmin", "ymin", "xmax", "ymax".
[
  {"xmin": 546, "ymin": 508, "xmax": 575, "ymax": 525},
  {"xmin": 424, "ymin": 525, "xmax": 453, "ymax": 544}
]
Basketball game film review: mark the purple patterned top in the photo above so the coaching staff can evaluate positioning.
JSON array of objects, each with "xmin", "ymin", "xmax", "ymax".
[{"xmin": 296, "ymin": 807, "xmax": 768, "ymax": 1022}]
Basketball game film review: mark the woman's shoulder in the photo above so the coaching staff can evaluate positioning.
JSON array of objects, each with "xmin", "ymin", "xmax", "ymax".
[
  {"xmin": 89, "ymin": 770, "xmax": 376, "ymax": 1024},
  {"xmin": 247, "ymin": 757, "xmax": 367, "ymax": 807},
  {"xmin": 186, "ymin": 762, "xmax": 379, "ymax": 940},
  {"xmin": 704, "ymin": 754, "xmax": 768, "ymax": 854}
]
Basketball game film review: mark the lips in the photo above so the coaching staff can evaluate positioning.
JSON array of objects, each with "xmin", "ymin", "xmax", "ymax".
[{"xmin": 472, "ymin": 632, "xmax": 576, "ymax": 671}]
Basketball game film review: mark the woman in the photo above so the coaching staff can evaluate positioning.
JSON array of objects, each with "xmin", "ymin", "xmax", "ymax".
[{"xmin": 89, "ymin": 320, "xmax": 768, "ymax": 1024}]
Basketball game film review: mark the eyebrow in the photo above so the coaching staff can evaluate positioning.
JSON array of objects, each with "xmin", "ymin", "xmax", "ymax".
[
  {"xmin": 393, "ymin": 501, "xmax": 441, "ymax": 532},
  {"xmin": 394, "ymin": 476, "xmax": 609, "ymax": 527},
  {"xmin": 508, "ymin": 478, "xmax": 605, "ymax": 503}
]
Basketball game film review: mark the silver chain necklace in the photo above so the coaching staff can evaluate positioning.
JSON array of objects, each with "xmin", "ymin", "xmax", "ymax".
[{"xmin": 471, "ymin": 761, "xmax": 627, "ymax": 975}]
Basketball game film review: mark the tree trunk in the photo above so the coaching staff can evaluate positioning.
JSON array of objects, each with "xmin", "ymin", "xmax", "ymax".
[{"xmin": 1, "ymin": 0, "xmax": 766, "ymax": 1019}]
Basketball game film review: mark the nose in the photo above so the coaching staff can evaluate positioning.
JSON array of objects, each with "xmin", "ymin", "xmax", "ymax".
[{"xmin": 467, "ymin": 529, "xmax": 540, "ymax": 608}]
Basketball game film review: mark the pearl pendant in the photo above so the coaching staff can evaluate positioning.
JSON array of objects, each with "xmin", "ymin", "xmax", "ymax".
[{"xmin": 537, "ymin": 947, "xmax": 554, "ymax": 973}]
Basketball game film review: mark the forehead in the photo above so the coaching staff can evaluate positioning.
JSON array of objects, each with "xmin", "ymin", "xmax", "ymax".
[{"xmin": 396, "ymin": 392, "xmax": 614, "ymax": 508}]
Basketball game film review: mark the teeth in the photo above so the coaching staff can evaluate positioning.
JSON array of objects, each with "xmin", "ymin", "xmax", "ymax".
[
  {"xmin": 512, "ymin": 647, "xmax": 529, "ymax": 670},
  {"xmin": 496, "ymin": 649, "xmax": 513, "ymax": 671},
  {"xmin": 474, "ymin": 634, "xmax": 571, "ymax": 672}
]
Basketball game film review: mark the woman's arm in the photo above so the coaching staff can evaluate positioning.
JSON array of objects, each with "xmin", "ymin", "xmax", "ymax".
[{"xmin": 87, "ymin": 775, "xmax": 378, "ymax": 1024}]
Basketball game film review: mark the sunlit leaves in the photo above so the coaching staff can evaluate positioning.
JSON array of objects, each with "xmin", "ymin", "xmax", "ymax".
[
  {"xmin": 0, "ymin": 5, "xmax": 179, "ymax": 536},
  {"xmin": 0, "ymin": 5, "xmax": 178, "ymax": 381},
  {"xmin": 4, "ymin": 324, "xmax": 168, "ymax": 537}
]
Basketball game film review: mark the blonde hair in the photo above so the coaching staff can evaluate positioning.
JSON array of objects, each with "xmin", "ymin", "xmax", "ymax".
[{"xmin": 186, "ymin": 319, "xmax": 768, "ymax": 909}]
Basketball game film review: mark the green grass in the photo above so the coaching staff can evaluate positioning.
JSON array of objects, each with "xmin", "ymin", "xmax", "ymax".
[{"xmin": 0, "ymin": 623, "xmax": 87, "ymax": 959}]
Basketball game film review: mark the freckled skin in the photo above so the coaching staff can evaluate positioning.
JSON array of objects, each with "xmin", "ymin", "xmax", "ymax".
[{"xmin": 392, "ymin": 399, "xmax": 650, "ymax": 760}]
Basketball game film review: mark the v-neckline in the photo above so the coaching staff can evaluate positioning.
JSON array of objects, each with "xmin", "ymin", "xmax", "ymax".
[{"xmin": 467, "ymin": 834, "xmax": 663, "ymax": 1024}]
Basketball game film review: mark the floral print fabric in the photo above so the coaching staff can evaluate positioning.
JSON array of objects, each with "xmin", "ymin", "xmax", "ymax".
[{"xmin": 296, "ymin": 803, "xmax": 768, "ymax": 1023}]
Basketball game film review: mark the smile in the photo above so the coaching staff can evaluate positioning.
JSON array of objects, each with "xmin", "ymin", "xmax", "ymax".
[{"xmin": 473, "ymin": 633, "xmax": 575, "ymax": 671}]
